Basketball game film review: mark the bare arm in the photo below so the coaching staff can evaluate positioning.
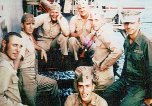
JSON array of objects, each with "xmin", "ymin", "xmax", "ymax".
[
  {"xmin": 31, "ymin": 35, "xmax": 47, "ymax": 63},
  {"xmin": 57, "ymin": 15, "xmax": 70, "ymax": 37},
  {"xmin": 69, "ymin": 16, "xmax": 82, "ymax": 38}
]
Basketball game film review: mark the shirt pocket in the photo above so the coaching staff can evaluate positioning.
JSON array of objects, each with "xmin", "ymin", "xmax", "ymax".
[
  {"xmin": 131, "ymin": 50, "xmax": 145, "ymax": 70},
  {"xmin": 131, "ymin": 50, "xmax": 144, "ymax": 61},
  {"xmin": 11, "ymin": 76, "xmax": 19, "ymax": 90}
]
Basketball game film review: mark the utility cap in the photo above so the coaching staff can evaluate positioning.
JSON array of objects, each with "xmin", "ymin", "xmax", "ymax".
[{"xmin": 121, "ymin": 10, "xmax": 141, "ymax": 23}]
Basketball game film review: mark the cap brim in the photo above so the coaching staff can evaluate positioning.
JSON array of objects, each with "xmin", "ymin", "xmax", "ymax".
[{"xmin": 122, "ymin": 15, "xmax": 139, "ymax": 23}]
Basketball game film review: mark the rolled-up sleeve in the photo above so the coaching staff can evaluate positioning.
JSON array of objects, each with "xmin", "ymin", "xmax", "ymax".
[
  {"xmin": 59, "ymin": 17, "xmax": 70, "ymax": 36},
  {"xmin": 34, "ymin": 14, "xmax": 45, "ymax": 28}
]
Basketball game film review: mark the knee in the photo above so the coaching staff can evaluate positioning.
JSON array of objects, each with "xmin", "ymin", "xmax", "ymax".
[
  {"xmin": 68, "ymin": 37, "xmax": 77, "ymax": 46},
  {"xmin": 58, "ymin": 34, "xmax": 68, "ymax": 43},
  {"xmin": 52, "ymin": 79, "xmax": 58, "ymax": 87},
  {"xmin": 47, "ymin": 78, "xmax": 58, "ymax": 90}
]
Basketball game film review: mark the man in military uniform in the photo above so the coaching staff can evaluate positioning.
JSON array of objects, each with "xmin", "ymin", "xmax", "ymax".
[
  {"xmin": 102, "ymin": 10, "xmax": 152, "ymax": 106},
  {"xmin": 0, "ymin": 32, "xmax": 26, "ymax": 106},
  {"xmin": 64, "ymin": 66, "xmax": 108, "ymax": 106},
  {"xmin": 91, "ymin": 11, "xmax": 123, "ymax": 91},
  {"xmin": 35, "ymin": 2, "xmax": 70, "ymax": 58},
  {"xmin": 15, "ymin": 13, "xmax": 61, "ymax": 106},
  {"xmin": 68, "ymin": 0, "xmax": 95, "ymax": 66}
]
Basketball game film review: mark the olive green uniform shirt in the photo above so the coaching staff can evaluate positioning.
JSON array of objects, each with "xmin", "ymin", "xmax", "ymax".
[{"xmin": 122, "ymin": 31, "xmax": 152, "ymax": 98}]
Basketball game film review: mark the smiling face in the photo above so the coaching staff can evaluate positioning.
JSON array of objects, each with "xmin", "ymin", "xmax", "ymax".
[
  {"xmin": 121, "ymin": 10, "xmax": 141, "ymax": 37},
  {"xmin": 4, "ymin": 36, "xmax": 22, "ymax": 60},
  {"xmin": 124, "ymin": 21, "xmax": 140, "ymax": 36},
  {"xmin": 49, "ymin": 9, "xmax": 60, "ymax": 21},
  {"xmin": 77, "ymin": 79, "xmax": 94, "ymax": 104}
]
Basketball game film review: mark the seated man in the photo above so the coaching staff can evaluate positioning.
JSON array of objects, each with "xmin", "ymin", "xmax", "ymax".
[
  {"xmin": 65, "ymin": 66, "xmax": 108, "ymax": 106},
  {"xmin": 0, "ymin": 32, "xmax": 26, "ymax": 106},
  {"xmin": 102, "ymin": 10, "xmax": 152, "ymax": 106},
  {"xmin": 35, "ymin": 2, "xmax": 70, "ymax": 59},
  {"xmin": 68, "ymin": 0, "xmax": 95, "ymax": 66},
  {"xmin": 15, "ymin": 13, "xmax": 61, "ymax": 106}
]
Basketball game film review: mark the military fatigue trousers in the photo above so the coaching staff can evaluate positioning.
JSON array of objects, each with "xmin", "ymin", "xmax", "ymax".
[
  {"xmin": 18, "ymin": 68, "xmax": 61, "ymax": 106},
  {"xmin": 101, "ymin": 78, "xmax": 145, "ymax": 106},
  {"xmin": 37, "ymin": 34, "xmax": 68, "ymax": 55}
]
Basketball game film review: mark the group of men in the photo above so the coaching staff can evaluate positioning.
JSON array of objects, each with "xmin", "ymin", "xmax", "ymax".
[{"xmin": 0, "ymin": 0, "xmax": 152, "ymax": 106}]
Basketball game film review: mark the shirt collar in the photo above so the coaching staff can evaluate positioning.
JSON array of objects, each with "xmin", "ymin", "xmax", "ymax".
[
  {"xmin": 0, "ymin": 52, "xmax": 14, "ymax": 68},
  {"xmin": 20, "ymin": 31, "xmax": 33, "ymax": 41},
  {"xmin": 126, "ymin": 31, "xmax": 142, "ymax": 46},
  {"xmin": 134, "ymin": 31, "xmax": 142, "ymax": 45}
]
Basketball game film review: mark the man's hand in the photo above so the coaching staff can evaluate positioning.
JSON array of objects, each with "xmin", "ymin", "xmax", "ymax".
[
  {"xmin": 144, "ymin": 99, "xmax": 152, "ymax": 106},
  {"xmin": 91, "ymin": 30, "xmax": 96, "ymax": 35},
  {"xmin": 100, "ymin": 64, "xmax": 108, "ymax": 72},
  {"xmin": 57, "ymin": 14, "xmax": 63, "ymax": 22},
  {"xmin": 41, "ymin": 49, "xmax": 47, "ymax": 63}
]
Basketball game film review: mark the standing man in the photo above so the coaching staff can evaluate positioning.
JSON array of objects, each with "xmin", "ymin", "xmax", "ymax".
[
  {"xmin": 35, "ymin": 2, "xmax": 70, "ymax": 59},
  {"xmin": 102, "ymin": 10, "xmax": 152, "ymax": 106},
  {"xmin": 64, "ymin": 66, "xmax": 108, "ymax": 106},
  {"xmin": 91, "ymin": 12, "xmax": 123, "ymax": 91},
  {"xmin": 68, "ymin": 0, "xmax": 94, "ymax": 66},
  {"xmin": 15, "ymin": 13, "xmax": 61, "ymax": 106},
  {"xmin": 0, "ymin": 32, "xmax": 26, "ymax": 106}
]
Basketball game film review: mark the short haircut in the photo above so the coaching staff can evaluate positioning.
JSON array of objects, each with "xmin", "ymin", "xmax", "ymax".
[
  {"xmin": 21, "ymin": 13, "xmax": 34, "ymax": 23},
  {"xmin": 3, "ymin": 32, "xmax": 22, "ymax": 43}
]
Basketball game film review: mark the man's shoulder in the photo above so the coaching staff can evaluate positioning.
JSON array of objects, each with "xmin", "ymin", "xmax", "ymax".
[
  {"xmin": 0, "ymin": 58, "xmax": 7, "ymax": 66},
  {"xmin": 70, "ymin": 15, "xmax": 79, "ymax": 21},
  {"xmin": 92, "ymin": 92, "xmax": 108, "ymax": 105},
  {"xmin": 0, "ymin": 58, "xmax": 13, "ymax": 71},
  {"xmin": 92, "ymin": 92, "xmax": 103, "ymax": 99},
  {"xmin": 35, "ymin": 13, "xmax": 50, "ymax": 21},
  {"xmin": 37, "ymin": 13, "xmax": 49, "ymax": 17},
  {"xmin": 67, "ymin": 93, "xmax": 78, "ymax": 98},
  {"xmin": 141, "ymin": 32, "xmax": 152, "ymax": 42},
  {"xmin": 65, "ymin": 93, "xmax": 80, "ymax": 105}
]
